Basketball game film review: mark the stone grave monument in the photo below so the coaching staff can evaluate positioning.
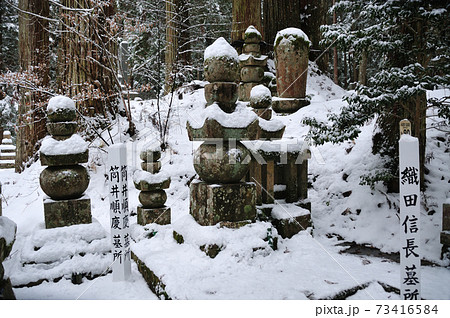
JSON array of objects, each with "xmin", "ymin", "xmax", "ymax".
[
  {"xmin": 272, "ymin": 28, "xmax": 311, "ymax": 113},
  {"xmin": 134, "ymin": 145, "xmax": 171, "ymax": 225},
  {"xmin": 238, "ymin": 26, "xmax": 268, "ymax": 102},
  {"xmin": 441, "ymin": 202, "xmax": 450, "ymax": 259},
  {"xmin": 0, "ymin": 131, "xmax": 15, "ymax": 169},
  {"xmin": 187, "ymin": 37, "xmax": 285, "ymax": 227},
  {"xmin": 39, "ymin": 95, "xmax": 92, "ymax": 228}
]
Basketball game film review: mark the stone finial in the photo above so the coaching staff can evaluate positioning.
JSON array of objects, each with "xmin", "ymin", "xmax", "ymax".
[
  {"xmin": 238, "ymin": 26, "xmax": 268, "ymax": 101},
  {"xmin": 249, "ymin": 85, "xmax": 272, "ymax": 120},
  {"xmin": 273, "ymin": 27, "xmax": 311, "ymax": 113}
]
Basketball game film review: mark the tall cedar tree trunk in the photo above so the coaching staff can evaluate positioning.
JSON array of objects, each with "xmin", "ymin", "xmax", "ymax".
[
  {"xmin": 57, "ymin": 0, "xmax": 118, "ymax": 116},
  {"xmin": 299, "ymin": 0, "xmax": 329, "ymax": 72},
  {"xmin": 16, "ymin": 0, "xmax": 49, "ymax": 172},
  {"xmin": 358, "ymin": 49, "xmax": 368, "ymax": 85},
  {"xmin": 263, "ymin": 0, "xmax": 300, "ymax": 50},
  {"xmin": 232, "ymin": 0, "xmax": 262, "ymax": 47},
  {"xmin": 165, "ymin": 0, "xmax": 190, "ymax": 95}
]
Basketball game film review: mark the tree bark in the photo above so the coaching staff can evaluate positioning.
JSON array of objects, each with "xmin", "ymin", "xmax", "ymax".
[
  {"xmin": 299, "ymin": 0, "xmax": 329, "ymax": 72},
  {"xmin": 57, "ymin": 0, "xmax": 118, "ymax": 116},
  {"xmin": 358, "ymin": 49, "xmax": 368, "ymax": 86},
  {"xmin": 164, "ymin": 0, "xmax": 190, "ymax": 95},
  {"xmin": 232, "ymin": 0, "xmax": 262, "ymax": 45},
  {"xmin": 263, "ymin": 0, "xmax": 299, "ymax": 50},
  {"xmin": 16, "ymin": 0, "xmax": 49, "ymax": 172}
]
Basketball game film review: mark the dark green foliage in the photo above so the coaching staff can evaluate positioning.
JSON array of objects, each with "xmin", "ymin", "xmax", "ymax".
[{"xmin": 305, "ymin": 0, "xmax": 449, "ymax": 189}]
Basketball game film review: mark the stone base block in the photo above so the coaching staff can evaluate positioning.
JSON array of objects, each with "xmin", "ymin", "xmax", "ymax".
[
  {"xmin": 272, "ymin": 213, "xmax": 312, "ymax": 239},
  {"xmin": 137, "ymin": 205, "xmax": 171, "ymax": 225},
  {"xmin": 44, "ymin": 197, "xmax": 92, "ymax": 229},
  {"xmin": 252, "ymin": 108, "xmax": 272, "ymax": 120},
  {"xmin": 0, "ymin": 277, "xmax": 16, "ymax": 300},
  {"xmin": 0, "ymin": 161, "xmax": 14, "ymax": 169},
  {"xmin": 238, "ymin": 82, "xmax": 259, "ymax": 101},
  {"xmin": 190, "ymin": 181, "xmax": 256, "ymax": 226},
  {"xmin": 272, "ymin": 98, "xmax": 310, "ymax": 113},
  {"xmin": 443, "ymin": 203, "xmax": 450, "ymax": 231}
]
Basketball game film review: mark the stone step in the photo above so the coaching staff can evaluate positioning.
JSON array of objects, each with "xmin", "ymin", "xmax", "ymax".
[
  {"xmin": 0, "ymin": 160, "xmax": 14, "ymax": 169},
  {"xmin": 0, "ymin": 154, "xmax": 15, "ymax": 160}
]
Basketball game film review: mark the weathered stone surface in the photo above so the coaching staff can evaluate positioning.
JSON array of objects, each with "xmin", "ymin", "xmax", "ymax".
[
  {"xmin": 40, "ymin": 150, "xmax": 88, "ymax": 166},
  {"xmin": 0, "ymin": 277, "xmax": 16, "ymax": 300},
  {"xmin": 0, "ymin": 262, "xmax": 3, "ymax": 280},
  {"xmin": 137, "ymin": 206, "xmax": 171, "ymax": 225},
  {"xmin": 238, "ymin": 82, "xmax": 259, "ymax": 102},
  {"xmin": 204, "ymin": 82, "xmax": 238, "ymax": 113},
  {"xmin": 272, "ymin": 98, "xmax": 310, "ymax": 114},
  {"xmin": 0, "ymin": 217, "xmax": 16, "ymax": 262},
  {"xmin": 256, "ymin": 125, "xmax": 285, "ymax": 140},
  {"xmin": 441, "ymin": 231, "xmax": 450, "ymax": 246},
  {"xmin": 243, "ymin": 43, "xmax": 260, "ymax": 54},
  {"xmin": 241, "ymin": 66, "xmax": 264, "ymax": 83},
  {"xmin": 274, "ymin": 31, "xmax": 309, "ymax": 99},
  {"xmin": 0, "ymin": 182, "xmax": 2, "ymax": 216},
  {"xmin": 250, "ymin": 96, "xmax": 272, "ymax": 110},
  {"xmin": 140, "ymin": 149, "xmax": 161, "ymax": 162},
  {"xmin": 271, "ymin": 213, "xmax": 312, "ymax": 239},
  {"xmin": 443, "ymin": 203, "xmax": 450, "ymax": 231},
  {"xmin": 194, "ymin": 141, "xmax": 251, "ymax": 183},
  {"xmin": 46, "ymin": 121, "xmax": 78, "ymax": 137},
  {"xmin": 187, "ymin": 119, "xmax": 259, "ymax": 141},
  {"xmin": 43, "ymin": 197, "xmax": 92, "ymax": 229},
  {"xmin": 204, "ymin": 57, "xmax": 239, "ymax": 82},
  {"xmin": 134, "ymin": 178, "xmax": 170, "ymax": 192},
  {"xmin": 239, "ymin": 55, "xmax": 267, "ymax": 67},
  {"xmin": 141, "ymin": 161, "xmax": 161, "ymax": 173},
  {"xmin": 40, "ymin": 165, "xmax": 89, "ymax": 200},
  {"xmin": 189, "ymin": 181, "xmax": 256, "ymax": 226},
  {"xmin": 252, "ymin": 108, "xmax": 272, "ymax": 120},
  {"xmin": 131, "ymin": 252, "xmax": 171, "ymax": 299},
  {"xmin": 47, "ymin": 108, "xmax": 77, "ymax": 122},
  {"xmin": 139, "ymin": 190, "xmax": 167, "ymax": 208}
]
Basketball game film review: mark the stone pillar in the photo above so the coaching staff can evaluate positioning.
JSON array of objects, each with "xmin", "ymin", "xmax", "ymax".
[
  {"xmin": 0, "ymin": 182, "xmax": 2, "ymax": 216},
  {"xmin": 134, "ymin": 146, "xmax": 171, "ymax": 225},
  {"xmin": 0, "ymin": 131, "xmax": 16, "ymax": 169},
  {"xmin": 272, "ymin": 28, "xmax": 311, "ymax": 113},
  {"xmin": 39, "ymin": 96, "xmax": 92, "ymax": 229},
  {"xmin": 238, "ymin": 26, "xmax": 268, "ymax": 101}
]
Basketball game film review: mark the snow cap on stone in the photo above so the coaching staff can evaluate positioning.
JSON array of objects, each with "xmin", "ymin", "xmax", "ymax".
[
  {"xmin": 47, "ymin": 95, "xmax": 76, "ymax": 112},
  {"xmin": 250, "ymin": 85, "xmax": 272, "ymax": 102},
  {"xmin": 274, "ymin": 27, "xmax": 311, "ymax": 47},
  {"xmin": 244, "ymin": 25, "xmax": 262, "ymax": 42},
  {"xmin": 204, "ymin": 37, "xmax": 238, "ymax": 62}
]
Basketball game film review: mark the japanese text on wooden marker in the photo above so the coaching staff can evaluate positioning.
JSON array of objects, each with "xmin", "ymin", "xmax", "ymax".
[{"xmin": 108, "ymin": 143, "xmax": 131, "ymax": 281}]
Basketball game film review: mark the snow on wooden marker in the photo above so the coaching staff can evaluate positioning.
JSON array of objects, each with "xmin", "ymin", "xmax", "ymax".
[
  {"xmin": 204, "ymin": 37, "xmax": 238, "ymax": 62},
  {"xmin": 107, "ymin": 143, "xmax": 131, "ymax": 281},
  {"xmin": 399, "ymin": 125, "xmax": 421, "ymax": 300}
]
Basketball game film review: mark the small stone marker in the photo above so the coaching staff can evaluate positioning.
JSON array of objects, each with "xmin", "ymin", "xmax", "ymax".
[
  {"xmin": 400, "ymin": 119, "xmax": 412, "ymax": 136},
  {"xmin": 0, "ymin": 131, "xmax": 15, "ymax": 169},
  {"xmin": 399, "ymin": 122, "xmax": 421, "ymax": 300},
  {"xmin": 108, "ymin": 143, "xmax": 131, "ymax": 281}
]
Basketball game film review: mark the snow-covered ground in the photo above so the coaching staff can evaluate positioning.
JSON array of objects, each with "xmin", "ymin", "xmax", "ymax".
[{"xmin": 1, "ymin": 64, "xmax": 449, "ymax": 300}]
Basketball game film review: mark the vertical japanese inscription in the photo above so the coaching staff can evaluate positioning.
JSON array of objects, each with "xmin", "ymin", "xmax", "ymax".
[
  {"xmin": 399, "ymin": 132, "xmax": 421, "ymax": 300},
  {"xmin": 108, "ymin": 143, "xmax": 131, "ymax": 281}
]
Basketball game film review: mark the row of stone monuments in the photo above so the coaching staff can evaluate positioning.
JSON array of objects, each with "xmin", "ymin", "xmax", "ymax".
[{"xmin": 0, "ymin": 131, "xmax": 16, "ymax": 169}]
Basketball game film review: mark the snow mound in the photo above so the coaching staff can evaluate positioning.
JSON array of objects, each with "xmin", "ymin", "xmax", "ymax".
[
  {"xmin": 0, "ymin": 216, "xmax": 17, "ymax": 245},
  {"xmin": 47, "ymin": 95, "xmax": 76, "ymax": 112},
  {"xmin": 40, "ymin": 135, "xmax": 88, "ymax": 156},
  {"xmin": 245, "ymin": 25, "xmax": 261, "ymax": 37},
  {"xmin": 204, "ymin": 37, "xmax": 238, "ymax": 62},
  {"xmin": 188, "ymin": 103, "xmax": 258, "ymax": 129},
  {"xmin": 133, "ymin": 170, "xmax": 169, "ymax": 185}
]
